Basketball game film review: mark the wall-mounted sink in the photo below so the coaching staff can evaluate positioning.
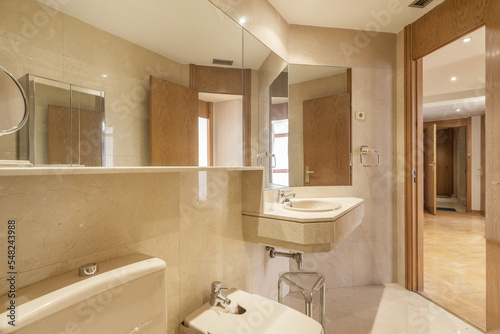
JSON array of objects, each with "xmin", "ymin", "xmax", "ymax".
[
  {"xmin": 282, "ymin": 199, "xmax": 342, "ymax": 212},
  {"xmin": 242, "ymin": 197, "xmax": 364, "ymax": 253}
]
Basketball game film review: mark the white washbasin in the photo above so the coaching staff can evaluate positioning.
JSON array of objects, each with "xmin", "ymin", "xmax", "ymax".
[{"xmin": 282, "ymin": 199, "xmax": 342, "ymax": 212}]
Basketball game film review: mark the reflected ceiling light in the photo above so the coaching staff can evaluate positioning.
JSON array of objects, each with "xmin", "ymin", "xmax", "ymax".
[
  {"xmin": 461, "ymin": 36, "xmax": 472, "ymax": 43},
  {"xmin": 450, "ymin": 76, "xmax": 457, "ymax": 81},
  {"xmin": 239, "ymin": 17, "xmax": 246, "ymax": 24},
  {"xmin": 102, "ymin": 74, "xmax": 108, "ymax": 78},
  {"xmin": 456, "ymin": 109, "xmax": 461, "ymax": 112}
]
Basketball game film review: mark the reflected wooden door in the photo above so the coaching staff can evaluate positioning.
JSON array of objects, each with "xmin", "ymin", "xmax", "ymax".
[
  {"xmin": 48, "ymin": 105, "xmax": 102, "ymax": 166},
  {"xmin": 436, "ymin": 128, "xmax": 454, "ymax": 196},
  {"xmin": 303, "ymin": 93, "xmax": 350, "ymax": 186},
  {"xmin": 424, "ymin": 124, "xmax": 437, "ymax": 215},
  {"xmin": 150, "ymin": 76, "xmax": 199, "ymax": 166}
]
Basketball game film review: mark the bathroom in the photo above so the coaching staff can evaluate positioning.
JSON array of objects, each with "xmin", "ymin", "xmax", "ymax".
[{"xmin": 1, "ymin": 0, "xmax": 499, "ymax": 333}]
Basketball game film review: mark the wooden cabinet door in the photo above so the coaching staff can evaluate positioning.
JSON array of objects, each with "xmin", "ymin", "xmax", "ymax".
[
  {"xmin": 303, "ymin": 93, "xmax": 351, "ymax": 186},
  {"xmin": 150, "ymin": 76, "xmax": 199, "ymax": 166},
  {"xmin": 424, "ymin": 124, "xmax": 437, "ymax": 215}
]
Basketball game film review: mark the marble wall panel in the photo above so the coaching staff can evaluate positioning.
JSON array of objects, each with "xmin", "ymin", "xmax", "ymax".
[{"xmin": 0, "ymin": 169, "xmax": 286, "ymax": 333}]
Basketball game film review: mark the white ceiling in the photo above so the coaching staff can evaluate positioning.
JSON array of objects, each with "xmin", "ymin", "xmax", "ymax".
[
  {"xmin": 38, "ymin": 0, "xmax": 449, "ymax": 70},
  {"xmin": 38, "ymin": 0, "xmax": 246, "ymax": 68},
  {"xmin": 268, "ymin": 0, "xmax": 445, "ymax": 34},
  {"xmin": 423, "ymin": 27, "xmax": 485, "ymax": 121},
  {"xmin": 199, "ymin": 92, "xmax": 242, "ymax": 103},
  {"xmin": 289, "ymin": 65, "xmax": 347, "ymax": 85}
]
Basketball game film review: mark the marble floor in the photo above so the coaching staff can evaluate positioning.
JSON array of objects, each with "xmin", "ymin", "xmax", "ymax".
[
  {"xmin": 283, "ymin": 283, "xmax": 482, "ymax": 333},
  {"xmin": 436, "ymin": 197, "xmax": 466, "ymax": 213},
  {"xmin": 421, "ymin": 211, "xmax": 486, "ymax": 331}
]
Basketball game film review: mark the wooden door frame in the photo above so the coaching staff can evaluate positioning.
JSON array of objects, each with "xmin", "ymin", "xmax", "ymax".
[
  {"xmin": 190, "ymin": 64, "xmax": 252, "ymax": 166},
  {"xmin": 404, "ymin": 0, "xmax": 500, "ymax": 331},
  {"xmin": 424, "ymin": 118, "xmax": 472, "ymax": 211}
]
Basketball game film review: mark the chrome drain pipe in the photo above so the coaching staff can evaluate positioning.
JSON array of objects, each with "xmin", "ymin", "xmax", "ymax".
[{"xmin": 266, "ymin": 246, "xmax": 304, "ymax": 270}]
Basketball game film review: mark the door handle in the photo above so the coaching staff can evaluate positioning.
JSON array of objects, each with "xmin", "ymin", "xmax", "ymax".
[{"xmin": 305, "ymin": 166, "xmax": 314, "ymax": 184}]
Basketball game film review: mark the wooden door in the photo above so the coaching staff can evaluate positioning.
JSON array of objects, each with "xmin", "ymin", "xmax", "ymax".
[
  {"xmin": 481, "ymin": 115, "xmax": 485, "ymax": 217},
  {"xmin": 48, "ymin": 105, "xmax": 102, "ymax": 166},
  {"xmin": 436, "ymin": 128, "xmax": 454, "ymax": 196},
  {"xmin": 424, "ymin": 124, "xmax": 437, "ymax": 215},
  {"xmin": 150, "ymin": 76, "xmax": 199, "ymax": 166},
  {"xmin": 303, "ymin": 93, "xmax": 350, "ymax": 186}
]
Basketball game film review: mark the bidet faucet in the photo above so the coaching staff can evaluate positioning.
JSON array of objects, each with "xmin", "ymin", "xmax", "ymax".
[
  {"xmin": 210, "ymin": 281, "xmax": 231, "ymax": 306},
  {"xmin": 277, "ymin": 189, "xmax": 295, "ymax": 204}
]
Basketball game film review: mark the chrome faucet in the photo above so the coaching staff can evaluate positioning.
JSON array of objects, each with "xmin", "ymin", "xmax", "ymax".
[
  {"xmin": 210, "ymin": 281, "xmax": 231, "ymax": 307},
  {"xmin": 277, "ymin": 189, "xmax": 295, "ymax": 204}
]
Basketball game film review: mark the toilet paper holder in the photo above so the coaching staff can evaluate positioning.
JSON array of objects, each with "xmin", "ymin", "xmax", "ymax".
[{"xmin": 360, "ymin": 145, "xmax": 380, "ymax": 167}]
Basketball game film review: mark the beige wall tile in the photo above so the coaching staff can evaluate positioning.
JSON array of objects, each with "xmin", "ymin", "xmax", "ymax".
[
  {"xmin": 0, "ymin": 173, "xmax": 180, "ymax": 273},
  {"xmin": 352, "ymin": 241, "xmax": 392, "ymax": 286},
  {"xmin": 241, "ymin": 170, "xmax": 264, "ymax": 213},
  {"xmin": 304, "ymin": 242, "xmax": 354, "ymax": 289},
  {"xmin": 0, "ymin": 0, "xmax": 64, "ymax": 56},
  {"xmin": 0, "ymin": 36, "xmax": 64, "ymax": 81},
  {"xmin": 0, "ymin": 170, "xmax": 281, "ymax": 330},
  {"xmin": 396, "ymin": 30, "xmax": 406, "ymax": 286}
]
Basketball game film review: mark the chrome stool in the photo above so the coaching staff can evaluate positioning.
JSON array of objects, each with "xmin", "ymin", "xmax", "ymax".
[{"xmin": 278, "ymin": 271, "xmax": 326, "ymax": 327}]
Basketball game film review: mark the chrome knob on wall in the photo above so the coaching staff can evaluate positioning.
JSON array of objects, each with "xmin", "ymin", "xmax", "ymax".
[{"xmin": 78, "ymin": 263, "xmax": 99, "ymax": 277}]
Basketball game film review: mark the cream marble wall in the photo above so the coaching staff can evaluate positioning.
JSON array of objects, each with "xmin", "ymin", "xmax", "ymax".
[
  {"xmin": 0, "ymin": 0, "xmax": 189, "ymax": 166},
  {"xmin": 0, "ymin": 169, "xmax": 287, "ymax": 333},
  {"xmin": 0, "ymin": 136, "xmax": 18, "ymax": 160},
  {"xmin": 286, "ymin": 25, "xmax": 397, "ymax": 287},
  {"xmin": 396, "ymin": 30, "xmax": 406, "ymax": 286}
]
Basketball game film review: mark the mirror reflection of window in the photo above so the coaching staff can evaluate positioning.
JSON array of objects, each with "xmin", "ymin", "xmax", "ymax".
[
  {"xmin": 271, "ymin": 118, "xmax": 289, "ymax": 187},
  {"xmin": 198, "ymin": 117, "xmax": 209, "ymax": 167}
]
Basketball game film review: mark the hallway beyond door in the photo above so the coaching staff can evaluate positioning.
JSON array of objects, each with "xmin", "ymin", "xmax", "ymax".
[{"xmin": 420, "ymin": 211, "xmax": 485, "ymax": 331}]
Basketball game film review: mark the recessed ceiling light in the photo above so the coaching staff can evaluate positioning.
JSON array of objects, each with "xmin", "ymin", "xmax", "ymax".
[
  {"xmin": 456, "ymin": 109, "xmax": 461, "ymax": 112},
  {"xmin": 450, "ymin": 76, "xmax": 457, "ymax": 81},
  {"xmin": 461, "ymin": 36, "xmax": 472, "ymax": 43},
  {"xmin": 239, "ymin": 17, "xmax": 246, "ymax": 24}
]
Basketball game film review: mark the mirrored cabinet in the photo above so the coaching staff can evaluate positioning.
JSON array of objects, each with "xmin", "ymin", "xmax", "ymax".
[{"xmin": 17, "ymin": 75, "xmax": 105, "ymax": 166}]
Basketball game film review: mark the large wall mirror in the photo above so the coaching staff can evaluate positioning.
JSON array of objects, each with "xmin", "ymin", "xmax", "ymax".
[
  {"xmin": 1, "ymin": 0, "xmax": 352, "ymax": 173},
  {"xmin": 2, "ymin": 0, "xmax": 245, "ymax": 167},
  {"xmin": 286, "ymin": 65, "xmax": 352, "ymax": 187},
  {"xmin": 241, "ymin": 29, "xmax": 352, "ymax": 188},
  {"xmin": 242, "ymin": 30, "xmax": 288, "ymax": 186}
]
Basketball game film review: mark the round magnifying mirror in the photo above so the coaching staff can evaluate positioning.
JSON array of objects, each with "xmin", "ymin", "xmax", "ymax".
[{"xmin": 0, "ymin": 66, "xmax": 28, "ymax": 135}]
